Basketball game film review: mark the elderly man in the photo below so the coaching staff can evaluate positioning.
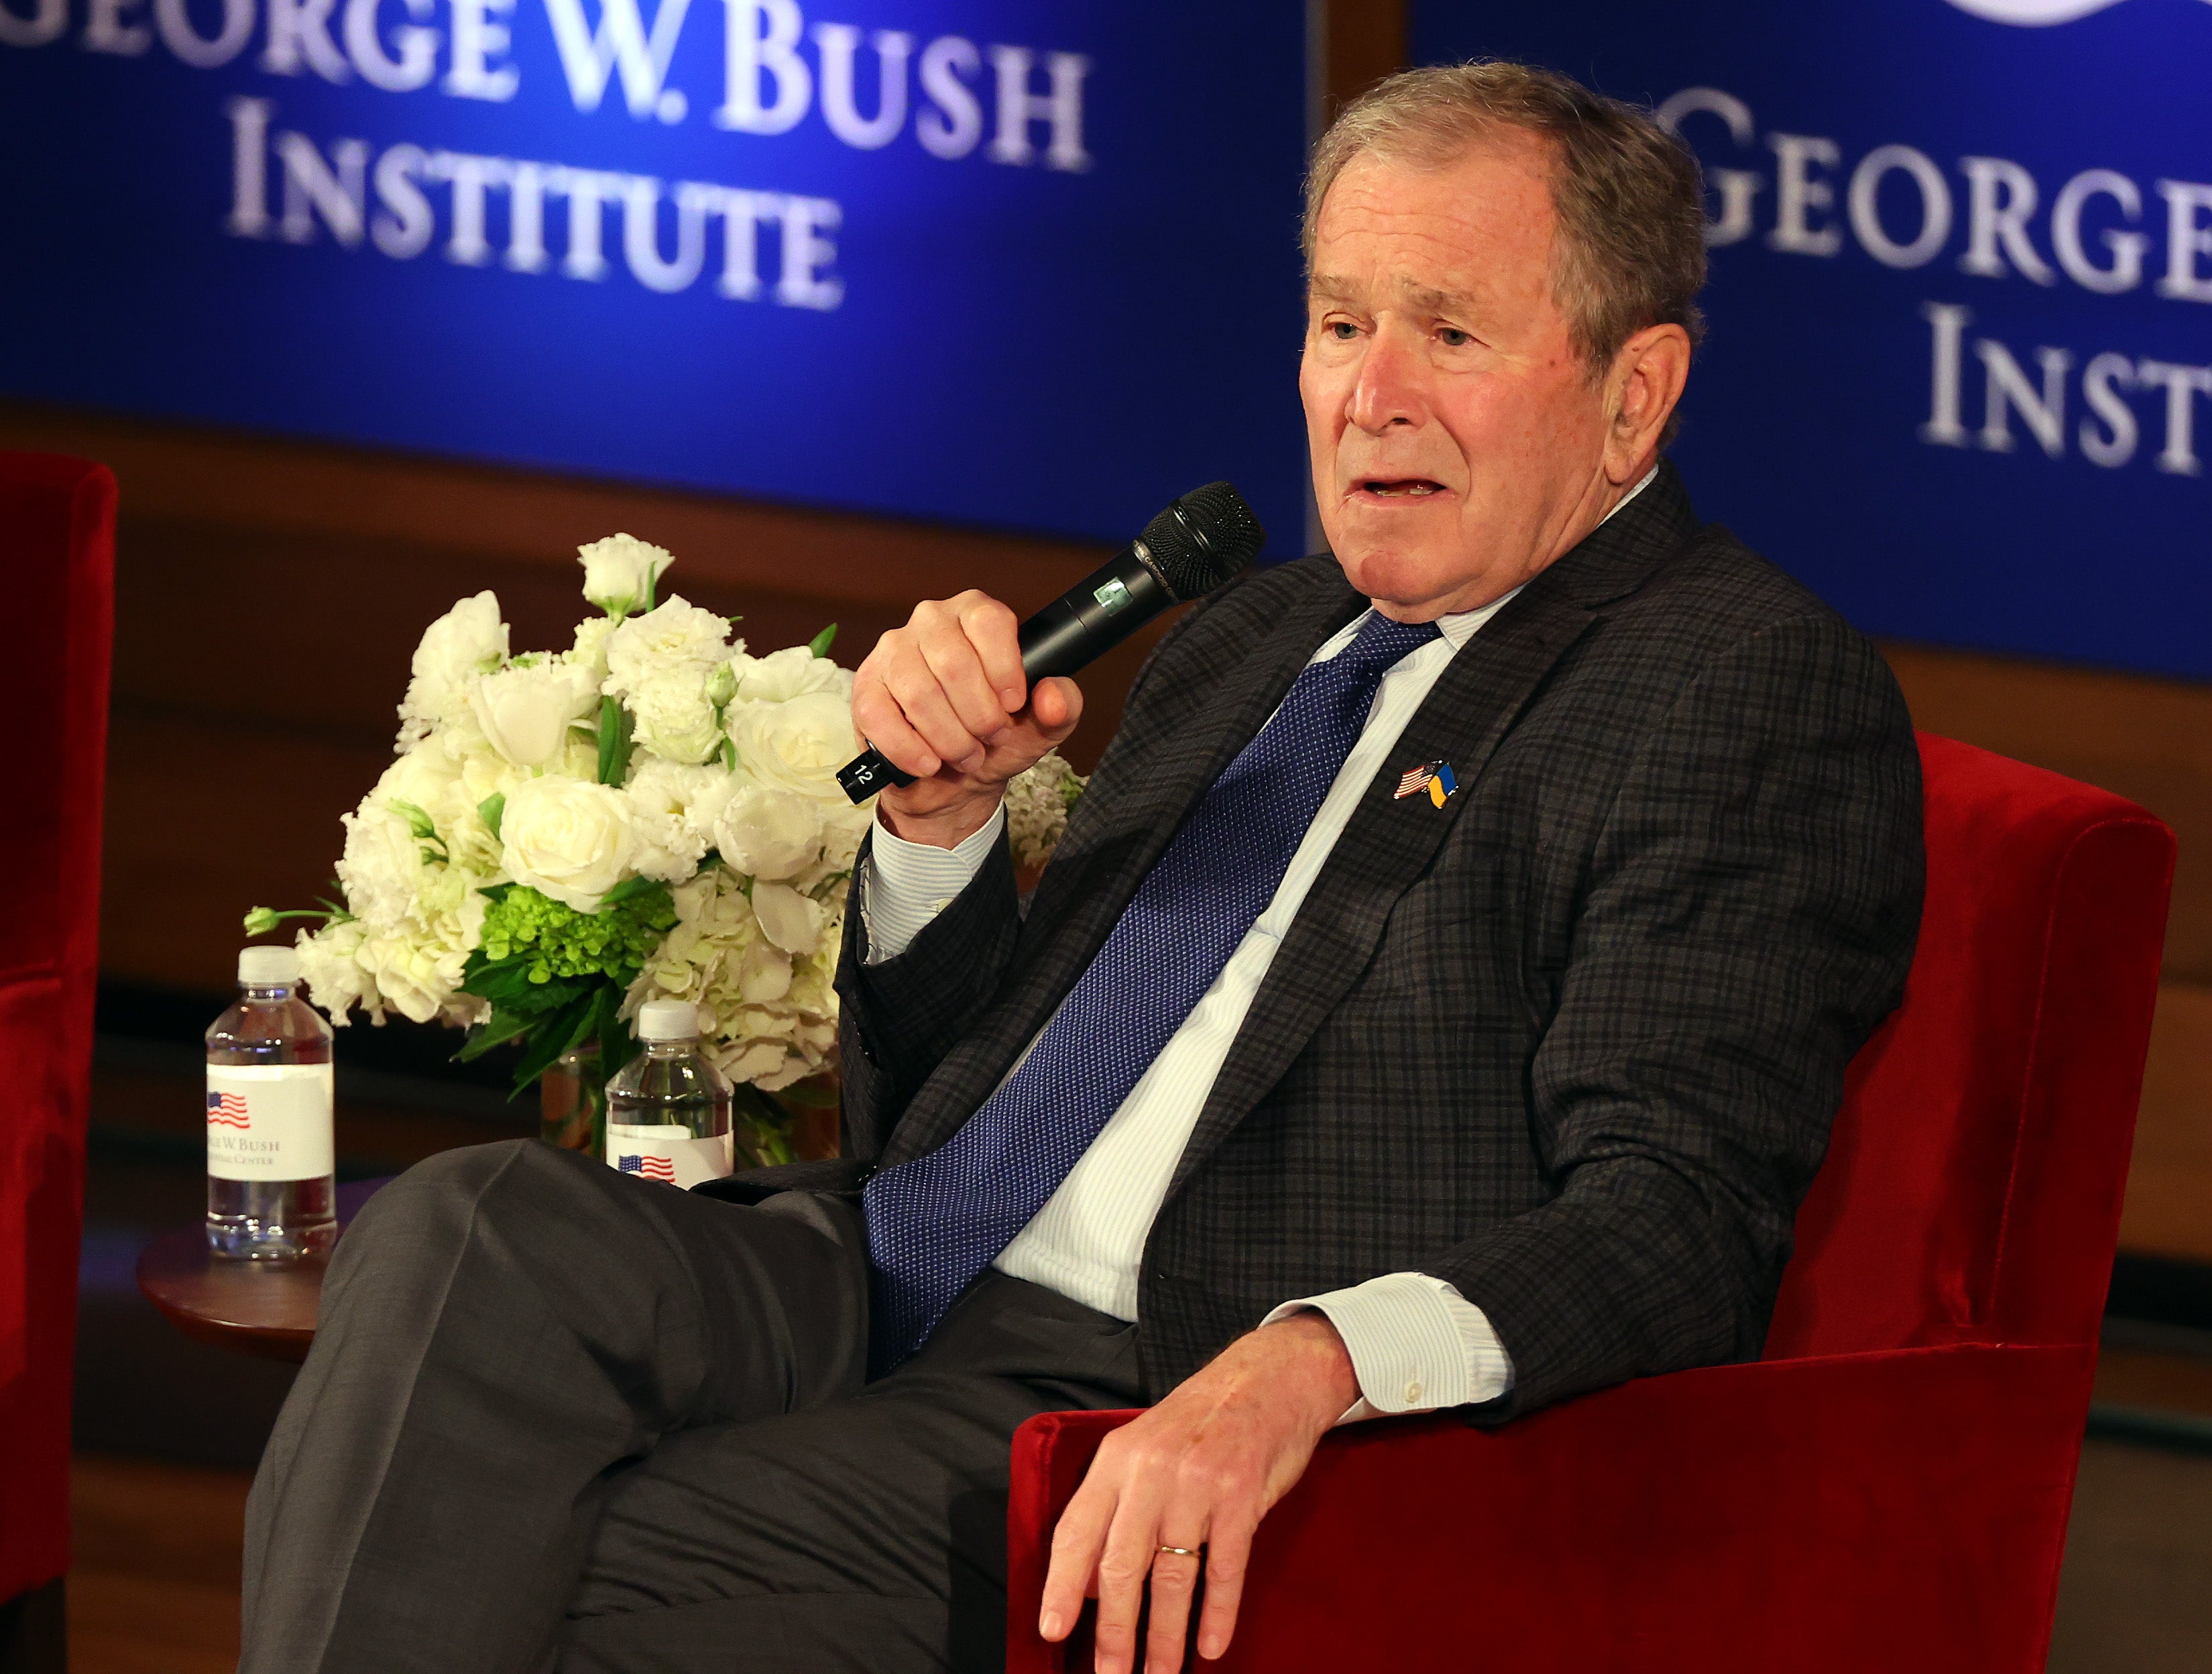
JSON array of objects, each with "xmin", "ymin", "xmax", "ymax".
[{"xmin": 241, "ymin": 61, "xmax": 1922, "ymax": 1674}]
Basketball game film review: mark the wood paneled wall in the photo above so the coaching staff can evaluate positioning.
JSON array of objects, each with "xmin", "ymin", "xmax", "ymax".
[{"xmin": 3, "ymin": 0, "xmax": 2201, "ymax": 1263}]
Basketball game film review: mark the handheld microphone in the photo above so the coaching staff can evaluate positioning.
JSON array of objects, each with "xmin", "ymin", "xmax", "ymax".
[{"xmin": 836, "ymin": 482, "xmax": 1267, "ymax": 804}]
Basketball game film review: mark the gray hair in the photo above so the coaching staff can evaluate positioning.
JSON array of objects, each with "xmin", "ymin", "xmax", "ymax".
[{"xmin": 1305, "ymin": 61, "xmax": 1707, "ymax": 418}]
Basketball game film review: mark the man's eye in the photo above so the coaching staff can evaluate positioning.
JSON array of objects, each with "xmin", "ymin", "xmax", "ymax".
[
  {"xmin": 1438, "ymin": 327, "xmax": 1472, "ymax": 347},
  {"xmin": 1328, "ymin": 321, "xmax": 1360, "ymax": 341}
]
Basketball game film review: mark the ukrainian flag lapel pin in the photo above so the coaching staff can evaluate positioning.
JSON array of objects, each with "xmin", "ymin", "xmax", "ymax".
[{"xmin": 1393, "ymin": 759, "xmax": 1457, "ymax": 807}]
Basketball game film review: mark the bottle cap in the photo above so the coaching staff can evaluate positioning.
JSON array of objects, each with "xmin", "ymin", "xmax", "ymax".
[
  {"xmin": 239, "ymin": 945, "xmax": 300, "ymax": 986},
  {"xmin": 637, "ymin": 999, "xmax": 701, "ymax": 1042}
]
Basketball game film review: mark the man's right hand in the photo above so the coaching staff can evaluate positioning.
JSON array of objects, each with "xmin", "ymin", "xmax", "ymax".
[{"xmin": 851, "ymin": 590, "xmax": 1084, "ymax": 849}]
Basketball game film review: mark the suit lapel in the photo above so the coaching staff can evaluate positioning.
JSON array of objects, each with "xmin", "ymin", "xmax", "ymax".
[
  {"xmin": 877, "ymin": 571, "xmax": 1366, "ymax": 1169},
  {"xmin": 1159, "ymin": 465, "xmax": 1702, "ymax": 1204}
]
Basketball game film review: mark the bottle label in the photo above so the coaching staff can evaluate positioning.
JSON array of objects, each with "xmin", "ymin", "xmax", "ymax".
[
  {"xmin": 604, "ymin": 1127, "xmax": 735, "ymax": 1190},
  {"xmin": 206, "ymin": 1064, "xmax": 335, "ymax": 1182}
]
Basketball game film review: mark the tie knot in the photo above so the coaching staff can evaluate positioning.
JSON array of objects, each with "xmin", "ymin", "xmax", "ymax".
[{"xmin": 1337, "ymin": 611, "xmax": 1442, "ymax": 677}]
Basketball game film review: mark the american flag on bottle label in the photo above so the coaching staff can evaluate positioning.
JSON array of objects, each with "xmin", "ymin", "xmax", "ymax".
[
  {"xmin": 604, "ymin": 1126, "xmax": 736, "ymax": 1190},
  {"xmin": 205, "ymin": 1063, "xmax": 335, "ymax": 1182}
]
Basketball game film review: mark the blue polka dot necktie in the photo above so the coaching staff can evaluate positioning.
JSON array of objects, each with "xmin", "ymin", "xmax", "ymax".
[{"xmin": 863, "ymin": 610, "xmax": 1442, "ymax": 1372}]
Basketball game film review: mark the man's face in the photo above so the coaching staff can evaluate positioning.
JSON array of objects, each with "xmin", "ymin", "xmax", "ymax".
[{"xmin": 1301, "ymin": 137, "xmax": 1621, "ymax": 620}]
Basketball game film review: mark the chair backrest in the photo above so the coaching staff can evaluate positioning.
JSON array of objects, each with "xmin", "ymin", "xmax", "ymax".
[
  {"xmin": 0, "ymin": 451, "xmax": 114, "ymax": 1603},
  {"xmin": 1764, "ymin": 733, "xmax": 2173, "ymax": 1362}
]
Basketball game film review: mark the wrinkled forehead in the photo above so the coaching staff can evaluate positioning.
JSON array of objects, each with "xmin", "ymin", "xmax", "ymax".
[{"xmin": 1305, "ymin": 140, "xmax": 1560, "ymax": 305}]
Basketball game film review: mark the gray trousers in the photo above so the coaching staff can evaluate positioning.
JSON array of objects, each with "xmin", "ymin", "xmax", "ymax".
[{"xmin": 239, "ymin": 1139, "xmax": 1143, "ymax": 1674}]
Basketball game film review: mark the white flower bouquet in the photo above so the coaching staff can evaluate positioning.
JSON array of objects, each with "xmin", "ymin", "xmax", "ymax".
[{"xmin": 247, "ymin": 536, "xmax": 988, "ymax": 1164}]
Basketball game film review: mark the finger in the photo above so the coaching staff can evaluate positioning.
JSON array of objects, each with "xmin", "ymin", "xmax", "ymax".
[
  {"xmin": 1091, "ymin": 1486, "xmax": 1171, "ymax": 1674},
  {"xmin": 882, "ymin": 653, "xmax": 990, "ymax": 774},
  {"xmin": 1141, "ymin": 1529, "xmax": 1207, "ymax": 1674},
  {"xmin": 1027, "ymin": 676, "xmax": 1085, "ymax": 742},
  {"xmin": 1192, "ymin": 1513, "xmax": 1259, "ymax": 1663},
  {"xmin": 849, "ymin": 669, "xmax": 941, "ymax": 778},
  {"xmin": 1041, "ymin": 1473, "xmax": 1118, "ymax": 1644},
  {"xmin": 917, "ymin": 613, "xmax": 1018, "ymax": 744},
  {"xmin": 955, "ymin": 591, "xmax": 1027, "ymax": 711}
]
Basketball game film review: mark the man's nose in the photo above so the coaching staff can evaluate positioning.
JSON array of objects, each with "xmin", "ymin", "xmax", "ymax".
[{"xmin": 1346, "ymin": 326, "xmax": 1429, "ymax": 435}]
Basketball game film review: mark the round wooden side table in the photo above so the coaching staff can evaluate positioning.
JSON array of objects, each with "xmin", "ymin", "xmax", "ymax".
[{"xmin": 136, "ymin": 1178, "xmax": 388, "ymax": 1363}]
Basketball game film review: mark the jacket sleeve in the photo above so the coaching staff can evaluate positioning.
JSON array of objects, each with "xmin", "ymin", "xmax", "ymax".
[
  {"xmin": 1429, "ymin": 612, "xmax": 1925, "ymax": 1419},
  {"xmin": 831, "ymin": 823, "xmax": 1023, "ymax": 1167}
]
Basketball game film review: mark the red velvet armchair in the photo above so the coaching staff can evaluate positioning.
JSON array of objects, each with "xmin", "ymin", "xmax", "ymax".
[
  {"xmin": 0, "ymin": 455, "xmax": 115, "ymax": 1636},
  {"xmin": 1007, "ymin": 732, "xmax": 2175, "ymax": 1672}
]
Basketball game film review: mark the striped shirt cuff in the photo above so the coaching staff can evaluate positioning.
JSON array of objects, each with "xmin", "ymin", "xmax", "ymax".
[
  {"xmin": 859, "ymin": 805, "xmax": 1007, "ymax": 965},
  {"xmin": 1263, "ymin": 1272, "xmax": 1515, "ymax": 1423}
]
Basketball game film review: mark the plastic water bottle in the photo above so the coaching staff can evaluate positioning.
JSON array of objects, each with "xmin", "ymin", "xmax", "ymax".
[
  {"xmin": 605, "ymin": 1000, "xmax": 734, "ymax": 1188},
  {"xmin": 205, "ymin": 945, "xmax": 337, "ymax": 1260}
]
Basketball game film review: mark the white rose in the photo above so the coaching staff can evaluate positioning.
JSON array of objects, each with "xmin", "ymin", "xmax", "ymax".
[
  {"xmin": 727, "ymin": 645, "xmax": 849, "ymax": 706},
  {"xmin": 750, "ymin": 880, "xmax": 824, "ymax": 954},
  {"xmin": 469, "ymin": 660, "xmax": 601, "ymax": 769},
  {"xmin": 578, "ymin": 533, "xmax": 674, "ymax": 617},
  {"xmin": 500, "ymin": 776, "xmax": 638, "ymax": 912},
  {"xmin": 711, "ymin": 785, "xmax": 826, "ymax": 881},
  {"xmin": 398, "ymin": 592, "xmax": 507, "ymax": 743},
  {"xmin": 727, "ymin": 690, "xmax": 858, "ymax": 799}
]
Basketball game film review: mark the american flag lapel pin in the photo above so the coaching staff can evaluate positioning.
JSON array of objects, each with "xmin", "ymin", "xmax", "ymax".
[
  {"xmin": 1395, "ymin": 759, "xmax": 1457, "ymax": 805},
  {"xmin": 1394, "ymin": 759, "xmax": 1444, "ymax": 799}
]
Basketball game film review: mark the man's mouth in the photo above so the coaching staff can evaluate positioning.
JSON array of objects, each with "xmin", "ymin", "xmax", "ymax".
[{"xmin": 1356, "ymin": 478, "xmax": 1447, "ymax": 498}]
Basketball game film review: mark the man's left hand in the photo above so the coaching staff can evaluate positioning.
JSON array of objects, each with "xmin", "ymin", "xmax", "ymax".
[{"xmin": 1038, "ymin": 1312, "xmax": 1359, "ymax": 1671}]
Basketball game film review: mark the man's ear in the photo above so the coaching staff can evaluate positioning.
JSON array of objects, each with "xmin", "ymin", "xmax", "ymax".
[{"xmin": 1605, "ymin": 324, "xmax": 1692, "ymax": 483}]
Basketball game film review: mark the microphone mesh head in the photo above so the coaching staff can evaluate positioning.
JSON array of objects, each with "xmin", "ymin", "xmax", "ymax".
[{"xmin": 1139, "ymin": 482, "xmax": 1267, "ymax": 600}]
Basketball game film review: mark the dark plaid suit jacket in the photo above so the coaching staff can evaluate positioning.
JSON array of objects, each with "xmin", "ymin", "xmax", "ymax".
[{"xmin": 745, "ymin": 463, "xmax": 1924, "ymax": 1418}]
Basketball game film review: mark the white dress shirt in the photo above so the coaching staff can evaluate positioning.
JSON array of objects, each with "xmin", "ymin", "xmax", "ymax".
[{"xmin": 858, "ymin": 470, "xmax": 1655, "ymax": 1419}]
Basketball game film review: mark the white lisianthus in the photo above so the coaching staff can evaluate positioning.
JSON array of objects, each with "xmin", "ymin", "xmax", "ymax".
[
  {"xmin": 296, "ymin": 919, "xmax": 379, "ymax": 1023},
  {"xmin": 500, "ymin": 776, "xmax": 638, "ymax": 912},
  {"xmin": 750, "ymin": 880, "xmax": 823, "ymax": 954},
  {"xmin": 398, "ymin": 592, "xmax": 506, "ymax": 748},
  {"xmin": 568, "ymin": 615, "xmax": 619, "ymax": 682},
  {"xmin": 626, "ymin": 757, "xmax": 723, "ymax": 883},
  {"xmin": 604, "ymin": 596, "xmax": 737, "ymax": 765},
  {"xmin": 1004, "ymin": 750, "xmax": 1087, "ymax": 871},
  {"xmin": 727, "ymin": 690, "xmax": 858, "ymax": 799},
  {"xmin": 727, "ymin": 645, "xmax": 849, "ymax": 706},
  {"xmin": 579, "ymin": 533, "xmax": 674, "ymax": 618},
  {"xmin": 712, "ymin": 784, "xmax": 827, "ymax": 881},
  {"xmin": 335, "ymin": 802, "xmax": 431, "ymax": 935},
  {"xmin": 469, "ymin": 660, "xmax": 601, "ymax": 769}
]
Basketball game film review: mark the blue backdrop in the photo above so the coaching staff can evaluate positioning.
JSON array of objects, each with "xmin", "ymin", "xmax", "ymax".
[
  {"xmin": 1416, "ymin": 1, "xmax": 2212, "ymax": 679},
  {"xmin": 0, "ymin": 0, "xmax": 1309, "ymax": 555}
]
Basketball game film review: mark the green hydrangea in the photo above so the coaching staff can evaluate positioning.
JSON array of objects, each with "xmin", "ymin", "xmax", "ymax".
[{"xmin": 479, "ymin": 883, "xmax": 677, "ymax": 985}]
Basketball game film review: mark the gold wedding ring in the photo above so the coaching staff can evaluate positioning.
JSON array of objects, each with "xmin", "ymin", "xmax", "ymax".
[{"xmin": 1155, "ymin": 1545, "xmax": 1202, "ymax": 1558}]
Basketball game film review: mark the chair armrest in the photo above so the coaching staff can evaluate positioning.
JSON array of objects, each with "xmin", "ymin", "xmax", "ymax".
[{"xmin": 1007, "ymin": 1341, "xmax": 2094, "ymax": 1673}]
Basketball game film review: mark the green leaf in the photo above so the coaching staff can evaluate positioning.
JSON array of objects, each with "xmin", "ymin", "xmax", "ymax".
[
  {"xmin": 388, "ymin": 799, "xmax": 438, "ymax": 842},
  {"xmin": 460, "ymin": 952, "xmax": 588, "ymax": 1015},
  {"xmin": 807, "ymin": 622, "xmax": 838, "ymax": 659},
  {"xmin": 455, "ymin": 1007, "xmax": 537, "ymax": 1062},
  {"xmin": 596, "ymin": 695, "xmax": 636, "ymax": 787},
  {"xmin": 601, "ymin": 875, "xmax": 668, "ymax": 909},
  {"xmin": 478, "ymin": 792, "xmax": 506, "ymax": 840},
  {"xmin": 593, "ymin": 985, "xmax": 638, "ymax": 1085},
  {"xmin": 509, "ymin": 991, "xmax": 601, "ymax": 1095}
]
